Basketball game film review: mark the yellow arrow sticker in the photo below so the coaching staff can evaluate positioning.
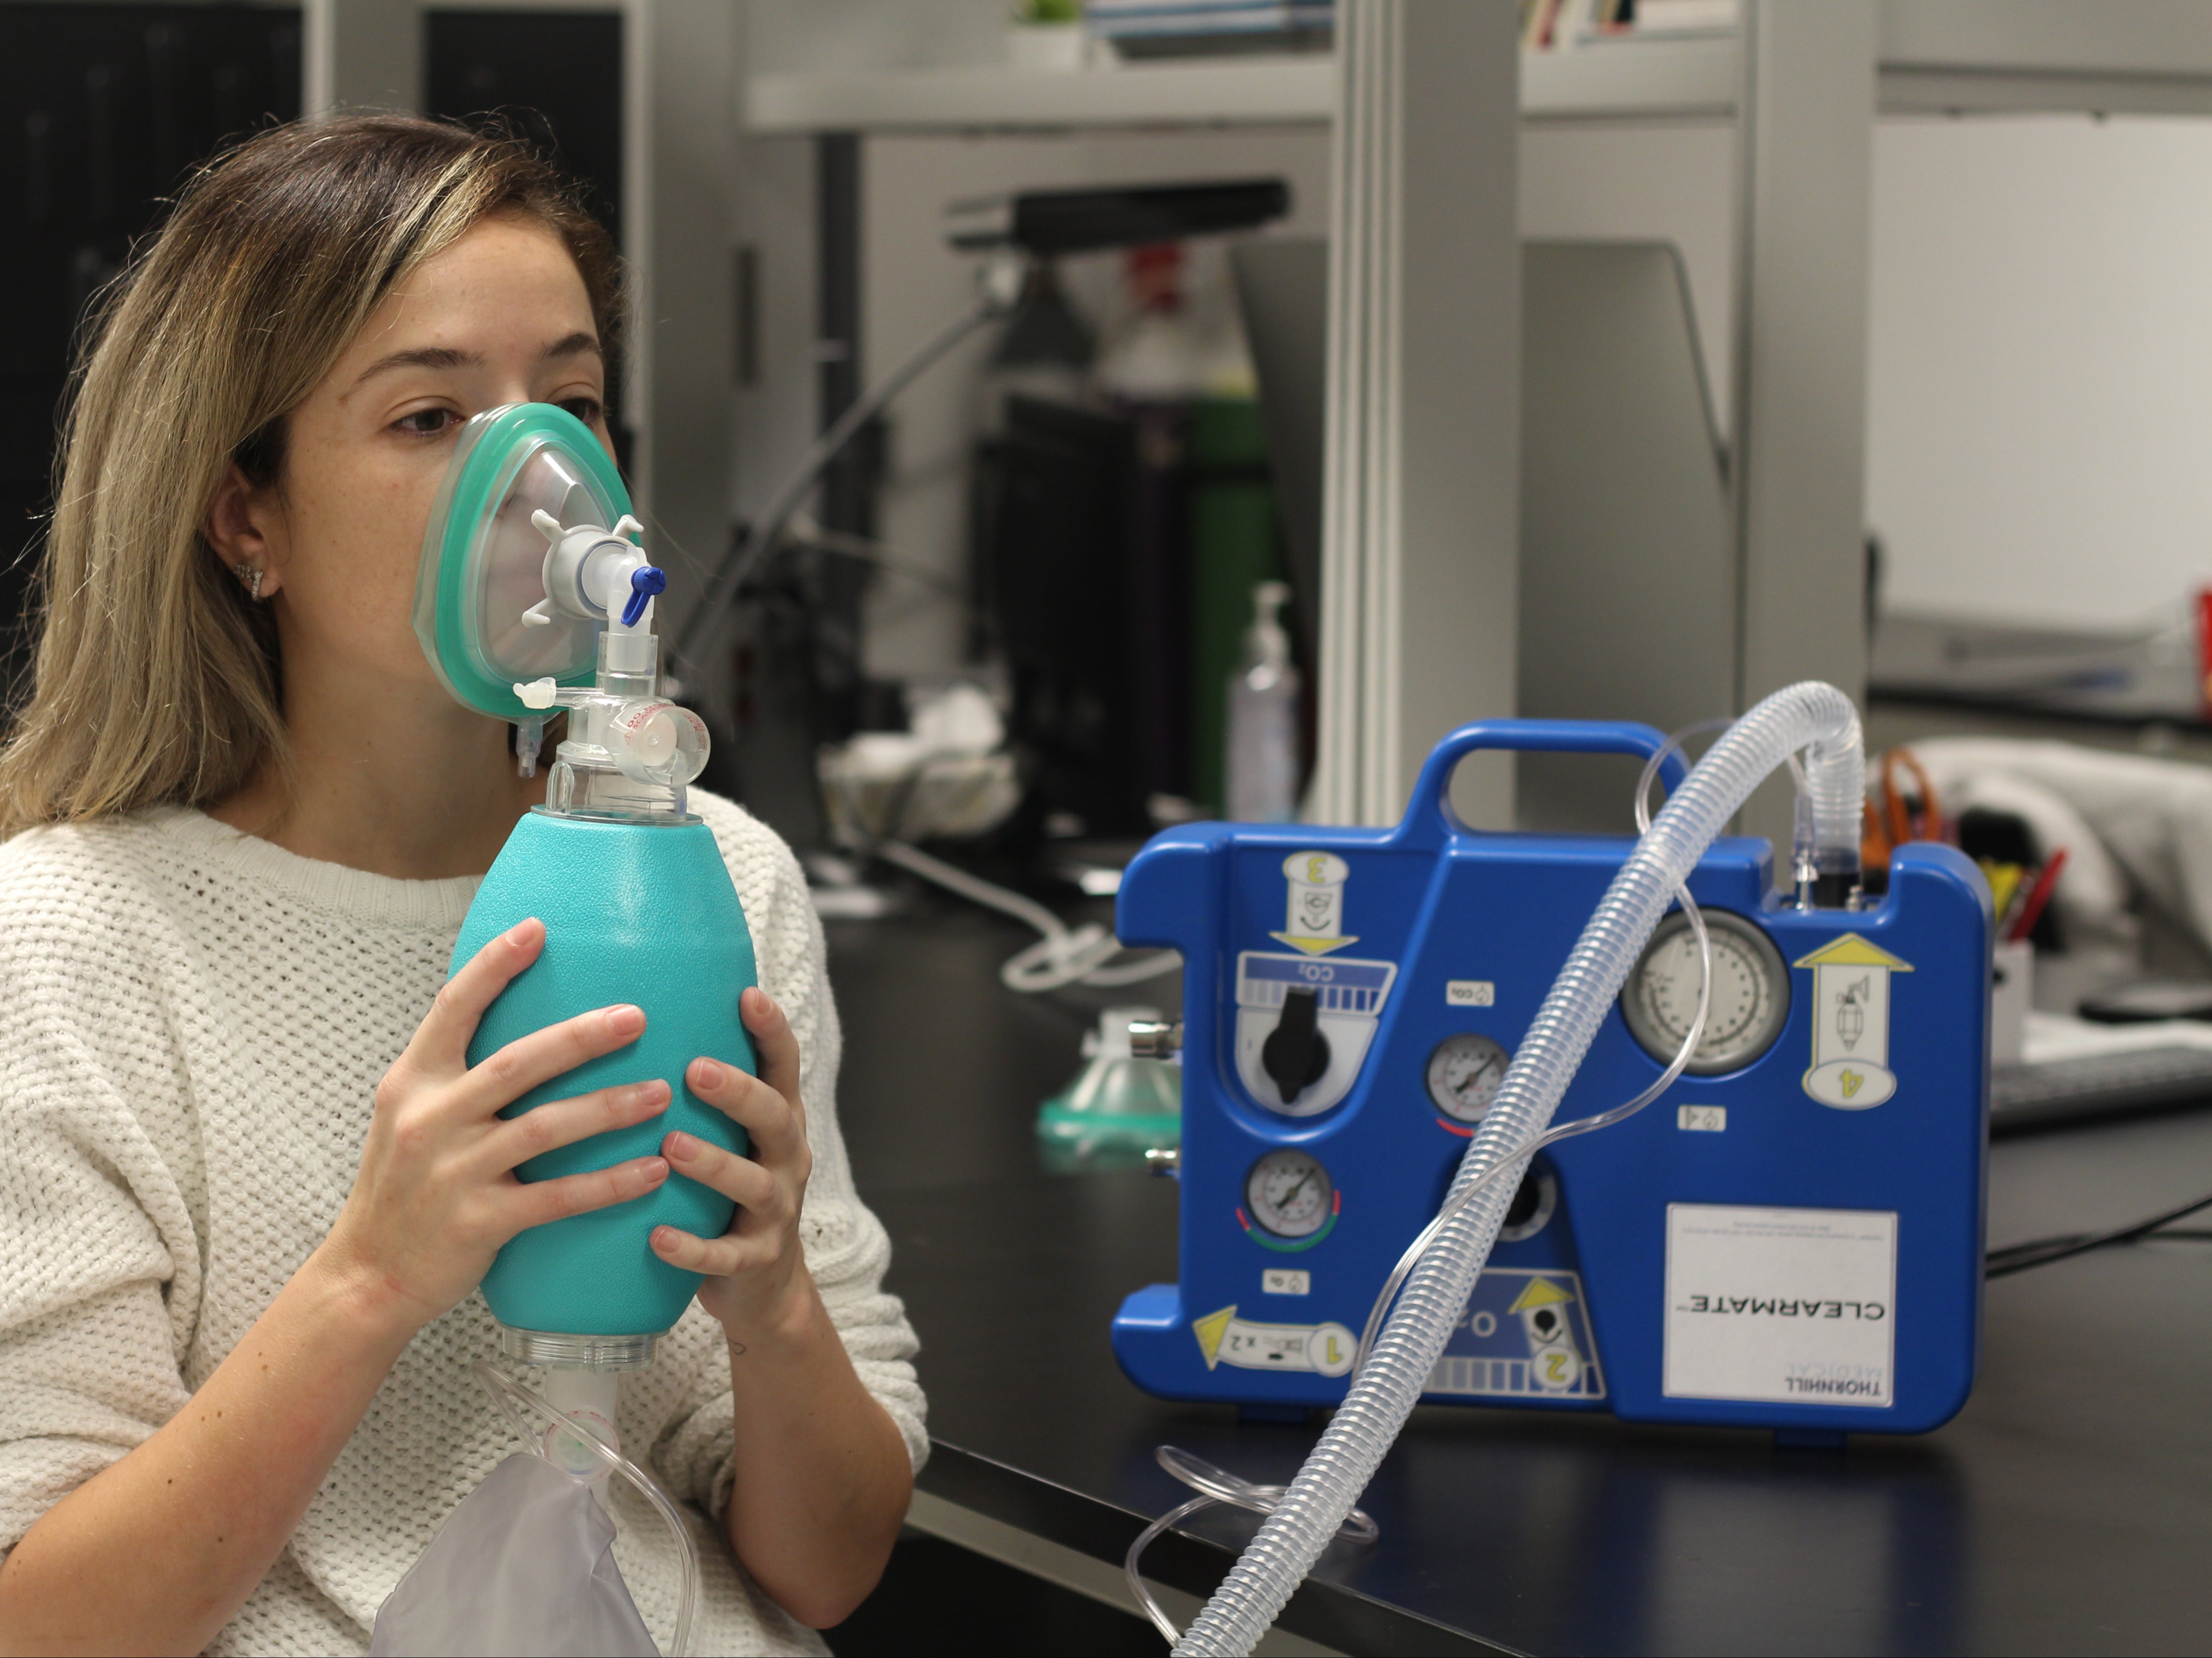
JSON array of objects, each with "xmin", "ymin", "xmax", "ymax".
[{"xmin": 1192, "ymin": 1305, "xmax": 1236, "ymax": 1370}]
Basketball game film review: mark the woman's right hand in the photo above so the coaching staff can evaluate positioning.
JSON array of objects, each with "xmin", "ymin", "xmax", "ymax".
[{"xmin": 316, "ymin": 916, "xmax": 672, "ymax": 1335}]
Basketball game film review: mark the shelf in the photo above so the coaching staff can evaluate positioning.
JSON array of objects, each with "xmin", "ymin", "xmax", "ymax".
[
  {"xmin": 743, "ymin": 57, "xmax": 1333, "ymax": 135},
  {"xmin": 744, "ymin": 31, "xmax": 2212, "ymax": 137},
  {"xmin": 1521, "ymin": 36, "xmax": 1740, "ymax": 124},
  {"xmin": 742, "ymin": 43, "xmax": 1743, "ymax": 135}
]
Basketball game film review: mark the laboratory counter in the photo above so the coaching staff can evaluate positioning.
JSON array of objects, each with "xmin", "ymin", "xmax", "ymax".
[{"xmin": 825, "ymin": 893, "xmax": 2212, "ymax": 1657}]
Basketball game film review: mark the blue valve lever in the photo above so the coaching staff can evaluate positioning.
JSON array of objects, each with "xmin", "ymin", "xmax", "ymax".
[{"xmin": 622, "ymin": 565, "xmax": 666, "ymax": 628}]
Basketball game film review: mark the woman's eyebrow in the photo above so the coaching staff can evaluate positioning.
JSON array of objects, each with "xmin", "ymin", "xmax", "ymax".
[
  {"xmin": 349, "ymin": 345, "xmax": 476, "ymax": 391},
  {"xmin": 347, "ymin": 333, "xmax": 597, "ymax": 394}
]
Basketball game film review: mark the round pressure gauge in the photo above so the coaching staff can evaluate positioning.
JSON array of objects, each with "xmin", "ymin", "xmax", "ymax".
[
  {"xmin": 1244, "ymin": 1150, "xmax": 1335, "ymax": 1240},
  {"xmin": 1427, "ymin": 1033, "xmax": 1511, "ymax": 1124},
  {"xmin": 1621, "ymin": 909, "xmax": 1789, "ymax": 1076}
]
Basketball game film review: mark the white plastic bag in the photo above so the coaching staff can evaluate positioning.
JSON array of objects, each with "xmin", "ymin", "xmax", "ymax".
[{"xmin": 369, "ymin": 1453, "xmax": 657, "ymax": 1658}]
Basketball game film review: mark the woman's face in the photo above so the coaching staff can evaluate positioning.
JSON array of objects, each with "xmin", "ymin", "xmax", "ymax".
[{"xmin": 217, "ymin": 212, "xmax": 613, "ymax": 699}]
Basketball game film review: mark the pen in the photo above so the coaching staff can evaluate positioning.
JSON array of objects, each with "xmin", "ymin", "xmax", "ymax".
[{"xmin": 2009, "ymin": 847, "xmax": 2068, "ymax": 943}]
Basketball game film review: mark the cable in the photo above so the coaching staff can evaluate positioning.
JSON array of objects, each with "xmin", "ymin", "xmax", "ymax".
[
  {"xmin": 1124, "ymin": 1449, "xmax": 1377, "ymax": 1649},
  {"xmin": 1349, "ymin": 885, "xmax": 1709, "ymax": 1377},
  {"xmin": 871, "ymin": 838, "xmax": 1181, "ymax": 992},
  {"xmin": 1984, "ymin": 1189, "xmax": 2212, "ymax": 1278},
  {"xmin": 672, "ymin": 258, "xmax": 1021, "ymax": 690},
  {"xmin": 1350, "ymin": 724, "xmax": 1728, "ymax": 1374}
]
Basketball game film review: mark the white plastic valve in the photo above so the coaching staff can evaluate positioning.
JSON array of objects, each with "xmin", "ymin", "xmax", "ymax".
[
  {"xmin": 609, "ymin": 698, "xmax": 709, "ymax": 788},
  {"xmin": 522, "ymin": 509, "xmax": 651, "ymax": 632}
]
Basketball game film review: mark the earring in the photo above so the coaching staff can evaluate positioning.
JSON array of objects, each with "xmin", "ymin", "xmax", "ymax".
[{"xmin": 232, "ymin": 563, "xmax": 263, "ymax": 601}]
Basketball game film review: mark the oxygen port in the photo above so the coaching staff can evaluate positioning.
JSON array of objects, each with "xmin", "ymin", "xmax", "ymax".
[{"xmin": 1260, "ymin": 987, "xmax": 1331, "ymax": 1105}]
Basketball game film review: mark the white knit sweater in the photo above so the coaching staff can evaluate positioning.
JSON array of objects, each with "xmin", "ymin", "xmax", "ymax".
[{"xmin": 0, "ymin": 791, "xmax": 926, "ymax": 1656}]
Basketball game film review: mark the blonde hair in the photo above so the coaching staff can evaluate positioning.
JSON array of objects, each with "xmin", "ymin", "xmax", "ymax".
[{"xmin": 0, "ymin": 114, "xmax": 621, "ymax": 837}]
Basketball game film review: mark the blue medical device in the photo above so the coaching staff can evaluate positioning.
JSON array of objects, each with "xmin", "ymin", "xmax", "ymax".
[{"xmin": 1111, "ymin": 720, "xmax": 1991, "ymax": 1435}]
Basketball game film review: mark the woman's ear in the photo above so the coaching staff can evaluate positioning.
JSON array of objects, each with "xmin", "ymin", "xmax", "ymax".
[{"xmin": 204, "ymin": 461, "xmax": 287, "ymax": 600}]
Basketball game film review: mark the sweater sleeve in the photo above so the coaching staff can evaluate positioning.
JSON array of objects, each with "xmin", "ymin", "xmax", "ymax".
[
  {"xmin": 0, "ymin": 845, "xmax": 202, "ymax": 1554},
  {"xmin": 655, "ymin": 805, "xmax": 927, "ymax": 1517}
]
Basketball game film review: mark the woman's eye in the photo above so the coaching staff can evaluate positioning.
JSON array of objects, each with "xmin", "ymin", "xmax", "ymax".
[
  {"xmin": 394, "ymin": 408, "xmax": 459, "ymax": 436},
  {"xmin": 558, "ymin": 396, "xmax": 603, "ymax": 426}
]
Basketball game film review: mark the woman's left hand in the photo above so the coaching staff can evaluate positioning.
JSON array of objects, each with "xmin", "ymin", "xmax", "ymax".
[{"xmin": 651, "ymin": 986, "xmax": 816, "ymax": 1342}]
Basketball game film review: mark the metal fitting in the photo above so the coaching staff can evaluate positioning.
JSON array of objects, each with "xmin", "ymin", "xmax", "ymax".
[{"xmin": 1129, "ymin": 1018, "xmax": 1183, "ymax": 1059}]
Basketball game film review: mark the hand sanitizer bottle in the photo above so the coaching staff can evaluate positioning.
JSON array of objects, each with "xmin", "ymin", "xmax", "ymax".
[{"xmin": 1226, "ymin": 580, "xmax": 1300, "ymax": 823}]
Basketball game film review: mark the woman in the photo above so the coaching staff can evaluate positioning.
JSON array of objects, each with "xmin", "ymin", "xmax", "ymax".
[{"xmin": 0, "ymin": 115, "xmax": 919, "ymax": 1656}]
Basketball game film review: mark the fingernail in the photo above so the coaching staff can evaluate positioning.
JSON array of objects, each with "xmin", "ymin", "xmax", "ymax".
[
  {"xmin": 608, "ymin": 1005, "xmax": 645, "ymax": 1037},
  {"xmin": 506, "ymin": 920, "xmax": 538, "ymax": 946},
  {"xmin": 632, "ymin": 1081, "xmax": 670, "ymax": 1112},
  {"xmin": 641, "ymin": 1157, "xmax": 668, "ymax": 1182},
  {"xmin": 666, "ymin": 1130, "xmax": 698, "ymax": 1161},
  {"xmin": 651, "ymin": 1225, "xmax": 678, "ymax": 1249},
  {"xmin": 693, "ymin": 1057, "xmax": 723, "ymax": 1088}
]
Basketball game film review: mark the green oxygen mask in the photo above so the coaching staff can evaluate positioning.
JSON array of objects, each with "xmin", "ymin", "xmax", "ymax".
[{"xmin": 414, "ymin": 402, "xmax": 707, "ymax": 817}]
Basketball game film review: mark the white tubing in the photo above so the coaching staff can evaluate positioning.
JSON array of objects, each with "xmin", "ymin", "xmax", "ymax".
[
  {"xmin": 873, "ymin": 838, "xmax": 1182, "ymax": 992},
  {"xmin": 1169, "ymin": 682, "xmax": 1863, "ymax": 1657}
]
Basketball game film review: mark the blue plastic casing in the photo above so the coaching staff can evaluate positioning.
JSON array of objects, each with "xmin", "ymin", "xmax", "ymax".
[
  {"xmin": 454, "ymin": 809, "xmax": 759, "ymax": 1339},
  {"xmin": 1111, "ymin": 720, "xmax": 1992, "ymax": 1434}
]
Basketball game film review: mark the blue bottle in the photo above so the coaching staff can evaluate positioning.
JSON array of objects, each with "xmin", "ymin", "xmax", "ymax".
[{"xmin": 416, "ymin": 403, "xmax": 757, "ymax": 1371}]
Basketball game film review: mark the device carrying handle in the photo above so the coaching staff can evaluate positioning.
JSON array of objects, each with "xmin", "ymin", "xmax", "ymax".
[{"xmin": 1397, "ymin": 719, "xmax": 1688, "ymax": 849}]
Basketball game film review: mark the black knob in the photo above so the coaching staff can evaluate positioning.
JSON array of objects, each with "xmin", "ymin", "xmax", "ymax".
[
  {"xmin": 1504, "ymin": 1172, "xmax": 1542, "ymax": 1231},
  {"xmin": 1261, "ymin": 987, "xmax": 1331, "ymax": 1105}
]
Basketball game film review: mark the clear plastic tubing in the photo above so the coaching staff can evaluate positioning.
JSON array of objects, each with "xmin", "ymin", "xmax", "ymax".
[
  {"xmin": 474, "ymin": 1361, "xmax": 700, "ymax": 1658},
  {"xmin": 1169, "ymin": 681, "xmax": 1864, "ymax": 1657}
]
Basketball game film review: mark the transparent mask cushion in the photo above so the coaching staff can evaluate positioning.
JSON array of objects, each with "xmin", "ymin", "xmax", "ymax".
[{"xmin": 414, "ymin": 403, "xmax": 634, "ymax": 722}]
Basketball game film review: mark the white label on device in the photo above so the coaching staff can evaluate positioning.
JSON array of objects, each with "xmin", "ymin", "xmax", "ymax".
[
  {"xmin": 1663, "ymin": 1204, "xmax": 1897, "ymax": 1408},
  {"xmin": 1446, "ymin": 980, "xmax": 1495, "ymax": 1007},
  {"xmin": 1263, "ymin": 1268, "xmax": 1310, "ymax": 1296}
]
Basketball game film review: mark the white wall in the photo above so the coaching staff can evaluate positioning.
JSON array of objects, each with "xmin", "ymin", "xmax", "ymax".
[
  {"xmin": 1867, "ymin": 114, "xmax": 2212, "ymax": 630},
  {"xmin": 1478, "ymin": 115, "xmax": 2212, "ymax": 637}
]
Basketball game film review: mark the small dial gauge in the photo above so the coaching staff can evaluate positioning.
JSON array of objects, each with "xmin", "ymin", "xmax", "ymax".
[
  {"xmin": 1427, "ymin": 1033, "xmax": 1511, "ymax": 1123},
  {"xmin": 1244, "ymin": 1150, "xmax": 1336, "ymax": 1240},
  {"xmin": 1621, "ymin": 909, "xmax": 1789, "ymax": 1075}
]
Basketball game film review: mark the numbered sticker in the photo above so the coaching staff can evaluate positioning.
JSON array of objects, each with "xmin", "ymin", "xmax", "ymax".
[
  {"xmin": 1274, "ymin": 851, "xmax": 1357, "ymax": 956},
  {"xmin": 1794, "ymin": 935, "xmax": 1914, "ymax": 1109},
  {"xmin": 1193, "ymin": 1306, "xmax": 1356, "ymax": 1377},
  {"xmin": 1423, "ymin": 1269, "xmax": 1606, "ymax": 1401}
]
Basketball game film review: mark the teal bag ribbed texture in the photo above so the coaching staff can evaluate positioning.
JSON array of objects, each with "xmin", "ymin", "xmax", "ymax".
[{"xmin": 453, "ymin": 810, "xmax": 758, "ymax": 1337}]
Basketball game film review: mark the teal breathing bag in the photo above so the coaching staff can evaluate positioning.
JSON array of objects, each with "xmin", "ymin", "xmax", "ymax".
[{"xmin": 417, "ymin": 403, "xmax": 756, "ymax": 1368}]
